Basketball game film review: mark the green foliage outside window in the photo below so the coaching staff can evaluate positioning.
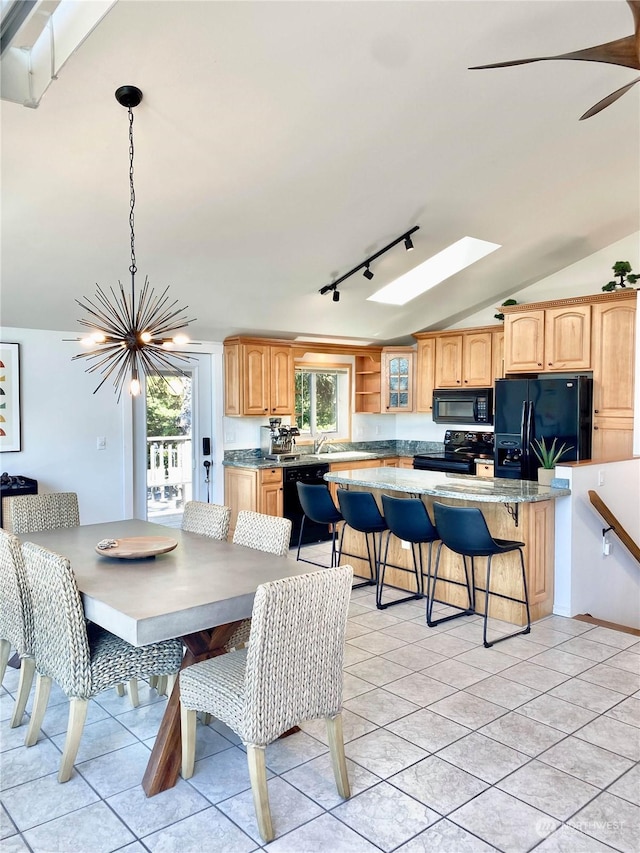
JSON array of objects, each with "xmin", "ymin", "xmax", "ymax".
[
  {"xmin": 295, "ymin": 369, "xmax": 339, "ymax": 434},
  {"xmin": 146, "ymin": 375, "xmax": 192, "ymax": 437}
]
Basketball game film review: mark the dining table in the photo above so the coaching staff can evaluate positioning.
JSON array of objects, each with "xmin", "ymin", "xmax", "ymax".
[{"xmin": 23, "ymin": 518, "xmax": 309, "ymax": 797}]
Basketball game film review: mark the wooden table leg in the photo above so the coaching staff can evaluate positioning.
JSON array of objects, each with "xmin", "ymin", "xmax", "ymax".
[{"xmin": 142, "ymin": 622, "xmax": 239, "ymax": 797}]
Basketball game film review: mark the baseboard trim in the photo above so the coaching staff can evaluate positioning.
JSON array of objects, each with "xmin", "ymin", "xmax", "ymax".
[{"xmin": 574, "ymin": 614, "xmax": 640, "ymax": 637}]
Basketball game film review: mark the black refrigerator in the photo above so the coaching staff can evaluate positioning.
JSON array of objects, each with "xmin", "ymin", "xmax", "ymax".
[{"xmin": 494, "ymin": 376, "xmax": 593, "ymax": 480}]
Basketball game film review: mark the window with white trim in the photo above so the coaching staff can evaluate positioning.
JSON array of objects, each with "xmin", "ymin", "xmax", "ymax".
[{"xmin": 295, "ymin": 366, "xmax": 351, "ymax": 440}]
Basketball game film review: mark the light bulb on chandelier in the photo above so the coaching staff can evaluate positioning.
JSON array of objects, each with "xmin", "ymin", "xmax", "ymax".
[{"xmin": 69, "ymin": 85, "xmax": 197, "ymax": 400}]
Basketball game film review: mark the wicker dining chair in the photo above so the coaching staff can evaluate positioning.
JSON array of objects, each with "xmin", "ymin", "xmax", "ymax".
[
  {"xmin": 181, "ymin": 501, "xmax": 231, "ymax": 540},
  {"xmin": 180, "ymin": 564, "xmax": 354, "ymax": 842},
  {"xmin": 149, "ymin": 501, "xmax": 233, "ymax": 697},
  {"xmin": 2, "ymin": 491, "xmax": 141, "ymax": 705},
  {"xmin": 21, "ymin": 541, "xmax": 184, "ymax": 783},
  {"xmin": 0, "ymin": 530, "xmax": 35, "ymax": 728},
  {"xmin": 225, "ymin": 511, "xmax": 293, "ymax": 652},
  {"xmin": 232, "ymin": 510, "xmax": 292, "ymax": 556},
  {"xmin": 2, "ymin": 492, "xmax": 80, "ymax": 535}
]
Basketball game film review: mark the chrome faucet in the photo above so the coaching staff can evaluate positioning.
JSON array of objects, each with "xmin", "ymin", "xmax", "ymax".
[{"xmin": 313, "ymin": 434, "xmax": 328, "ymax": 454}]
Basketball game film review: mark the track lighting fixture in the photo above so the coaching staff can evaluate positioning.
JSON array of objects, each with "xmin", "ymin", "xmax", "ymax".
[{"xmin": 319, "ymin": 225, "xmax": 419, "ymax": 299}]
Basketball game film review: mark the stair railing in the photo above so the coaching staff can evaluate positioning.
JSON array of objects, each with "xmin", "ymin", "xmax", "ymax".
[{"xmin": 588, "ymin": 490, "xmax": 640, "ymax": 564}]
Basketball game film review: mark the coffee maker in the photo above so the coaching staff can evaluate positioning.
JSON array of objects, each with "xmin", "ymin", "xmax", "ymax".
[{"xmin": 260, "ymin": 418, "xmax": 301, "ymax": 461}]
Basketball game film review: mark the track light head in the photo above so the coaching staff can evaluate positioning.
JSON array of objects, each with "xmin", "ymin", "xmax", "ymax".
[
  {"xmin": 404, "ymin": 234, "xmax": 414, "ymax": 251},
  {"xmin": 332, "ymin": 288, "xmax": 340, "ymax": 302},
  {"xmin": 363, "ymin": 265, "xmax": 374, "ymax": 280}
]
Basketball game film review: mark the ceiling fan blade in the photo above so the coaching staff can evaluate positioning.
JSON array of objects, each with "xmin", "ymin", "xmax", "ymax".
[
  {"xmin": 627, "ymin": 1, "xmax": 640, "ymax": 33},
  {"xmin": 579, "ymin": 75, "xmax": 640, "ymax": 119},
  {"xmin": 470, "ymin": 35, "xmax": 640, "ymax": 72}
]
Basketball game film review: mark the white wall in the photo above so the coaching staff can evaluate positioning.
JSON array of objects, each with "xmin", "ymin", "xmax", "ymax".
[
  {"xmin": 0, "ymin": 327, "xmax": 131, "ymax": 524},
  {"xmin": 554, "ymin": 458, "xmax": 640, "ymax": 629}
]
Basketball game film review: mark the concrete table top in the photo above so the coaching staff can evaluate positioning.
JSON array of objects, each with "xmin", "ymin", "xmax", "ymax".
[{"xmin": 24, "ymin": 519, "xmax": 308, "ymax": 646}]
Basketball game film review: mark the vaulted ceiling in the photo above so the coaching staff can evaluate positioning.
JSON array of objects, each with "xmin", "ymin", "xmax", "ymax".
[{"xmin": 2, "ymin": 0, "xmax": 639, "ymax": 345}]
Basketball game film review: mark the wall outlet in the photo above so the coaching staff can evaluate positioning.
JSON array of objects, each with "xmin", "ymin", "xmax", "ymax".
[
  {"xmin": 400, "ymin": 540, "xmax": 411, "ymax": 550},
  {"xmin": 603, "ymin": 538, "xmax": 612, "ymax": 556},
  {"xmin": 96, "ymin": 436, "xmax": 106, "ymax": 450},
  {"xmin": 598, "ymin": 470, "xmax": 605, "ymax": 486}
]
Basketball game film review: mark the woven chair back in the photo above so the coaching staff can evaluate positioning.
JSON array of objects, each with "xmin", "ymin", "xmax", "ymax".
[
  {"xmin": 21, "ymin": 541, "xmax": 91, "ymax": 697},
  {"xmin": 243, "ymin": 564, "xmax": 353, "ymax": 743},
  {"xmin": 232, "ymin": 511, "xmax": 292, "ymax": 556},
  {"xmin": 3, "ymin": 493, "xmax": 80, "ymax": 535},
  {"xmin": 0, "ymin": 529, "xmax": 33, "ymax": 656},
  {"xmin": 182, "ymin": 501, "xmax": 231, "ymax": 540}
]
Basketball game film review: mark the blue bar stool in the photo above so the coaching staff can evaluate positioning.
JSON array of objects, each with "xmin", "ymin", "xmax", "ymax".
[
  {"xmin": 337, "ymin": 489, "xmax": 388, "ymax": 589},
  {"xmin": 379, "ymin": 495, "xmax": 438, "ymax": 610},
  {"xmin": 433, "ymin": 502, "xmax": 531, "ymax": 648},
  {"xmin": 296, "ymin": 482, "xmax": 344, "ymax": 568}
]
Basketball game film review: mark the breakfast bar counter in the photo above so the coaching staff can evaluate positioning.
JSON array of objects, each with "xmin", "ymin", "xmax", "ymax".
[{"xmin": 325, "ymin": 467, "xmax": 570, "ymax": 624}]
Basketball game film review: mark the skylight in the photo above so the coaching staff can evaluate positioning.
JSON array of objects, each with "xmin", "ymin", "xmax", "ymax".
[{"xmin": 367, "ymin": 237, "xmax": 501, "ymax": 306}]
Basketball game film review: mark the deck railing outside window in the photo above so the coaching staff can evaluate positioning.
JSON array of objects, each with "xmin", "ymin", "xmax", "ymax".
[{"xmin": 147, "ymin": 436, "xmax": 192, "ymax": 523}]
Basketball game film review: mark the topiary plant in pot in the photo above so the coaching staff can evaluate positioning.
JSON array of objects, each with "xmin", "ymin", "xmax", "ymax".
[{"xmin": 602, "ymin": 261, "xmax": 639, "ymax": 291}]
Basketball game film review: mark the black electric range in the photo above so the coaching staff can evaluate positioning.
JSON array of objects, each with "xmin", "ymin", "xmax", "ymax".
[{"xmin": 413, "ymin": 430, "xmax": 495, "ymax": 475}]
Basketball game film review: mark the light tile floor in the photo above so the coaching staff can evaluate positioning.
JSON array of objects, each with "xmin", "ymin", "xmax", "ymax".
[{"xmin": 1, "ymin": 541, "xmax": 638, "ymax": 853}]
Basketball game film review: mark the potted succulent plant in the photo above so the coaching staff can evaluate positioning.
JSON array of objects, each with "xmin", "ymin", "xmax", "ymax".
[{"xmin": 532, "ymin": 437, "xmax": 573, "ymax": 485}]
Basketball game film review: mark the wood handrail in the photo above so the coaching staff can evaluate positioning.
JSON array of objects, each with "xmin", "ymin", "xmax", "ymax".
[{"xmin": 588, "ymin": 490, "xmax": 640, "ymax": 564}]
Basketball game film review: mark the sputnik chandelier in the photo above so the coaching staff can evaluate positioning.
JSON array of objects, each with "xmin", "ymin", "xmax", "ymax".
[{"xmin": 72, "ymin": 85, "xmax": 195, "ymax": 400}]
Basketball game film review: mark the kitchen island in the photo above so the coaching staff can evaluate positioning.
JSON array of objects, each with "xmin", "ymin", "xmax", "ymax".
[{"xmin": 325, "ymin": 467, "xmax": 571, "ymax": 625}]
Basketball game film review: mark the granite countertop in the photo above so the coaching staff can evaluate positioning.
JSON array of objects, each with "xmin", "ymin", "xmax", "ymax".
[
  {"xmin": 222, "ymin": 449, "xmax": 405, "ymax": 470},
  {"xmin": 324, "ymin": 467, "xmax": 570, "ymax": 503}
]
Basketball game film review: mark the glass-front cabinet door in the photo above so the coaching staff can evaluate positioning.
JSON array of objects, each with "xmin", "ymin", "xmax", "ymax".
[{"xmin": 382, "ymin": 349, "xmax": 414, "ymax": 413}]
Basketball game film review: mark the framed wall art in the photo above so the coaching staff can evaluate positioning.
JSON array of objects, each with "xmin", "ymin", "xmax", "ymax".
[{"xmin": 0, "ymin": 342, "xmax": 21, "ymax": 452}]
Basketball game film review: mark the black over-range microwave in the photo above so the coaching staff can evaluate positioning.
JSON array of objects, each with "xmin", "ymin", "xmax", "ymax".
[{"xmin": 432, "ymin": 387, "xmax": 494, "ymax": 425}]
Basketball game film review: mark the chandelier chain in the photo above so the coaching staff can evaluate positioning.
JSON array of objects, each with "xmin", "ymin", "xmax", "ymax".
[{"xmin": 128, "ymin": 106, "xmax": 137, "ymax": 278}]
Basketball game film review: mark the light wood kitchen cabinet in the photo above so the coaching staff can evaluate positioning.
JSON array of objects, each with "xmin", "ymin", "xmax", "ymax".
[
  {"xmin": 224, "ymin": 466, "xmax": 283, "ymax": 534},
  {"xmin": 435, "ymin": 335, "xmax": 463, "ymax": 387},
  {"xmin": 475, "ymin": 460, "xmax": 495, "ymax": 478},
  {"xmin": 492, "ymin": 330, "xmax": 505, "ymax": 381},
  {"xmin": 381, "ymin": 349, "xmax": 414, "ymax": 412},
  {"xmin": 591, "ymin": 291, "xmax": 636, "ymax": 460},
  {"xmin": 416, "ymin": 326, "xmax": 499, "ymax": 390},
  {"xmin": 591, "ymin": 296, "xmax": 636, "ymax": 420},
  {"xmin": 354, "ymin": 352, "xmax": 382, "ymax": 414},
  {"xmin": 504, "ymin": 305, "xmax": 591, "ymax": 372},
  {"xmin": 259, "ymin": 466, "xmax": 284, "ymax": 518},
  {"xmin": 415, "ymin": 337, "xmax": 435, "ymax": 412},
  {"xmin": 592, "ymin": 417, "xmax": 635, "ymax": 461},
  {"xmin": 504, "ymin": 310, "xmax": 545, "ymax": 371},
  {"xmin": 398, "ymin": 456, "xmax": 415, "ymax": 469},
  {"xmin": 544, "ymin": 306, "xmax": 591, "ymax": 370},
  {"xmin": 462, "ymin": 332, "xmax": 493, "ymax": 386},
  {"xmin": 224, "ymin": 339, "xmax": 294, "ymax": 416}
]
